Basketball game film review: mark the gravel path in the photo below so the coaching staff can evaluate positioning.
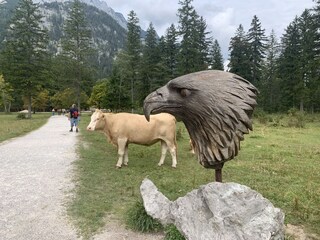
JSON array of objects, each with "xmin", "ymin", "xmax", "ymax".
[
  {"xmin": 0, "ymin": 115, "xmax": 164, "ymax": 240},
  {"xmin": 0, "ymin": 115, "xmax": 79, "ymax": 240}
]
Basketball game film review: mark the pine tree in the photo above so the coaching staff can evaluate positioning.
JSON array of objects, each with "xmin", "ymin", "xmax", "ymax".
[
  {"xmin": 228, "ymin": 24, "xmax": 251, "ymax": 80},
  {"xmin": 310, "ymin": 1, "xmax": 320, "ymax": 112},
  {"xmin": 126, "ymin": 10, "xmax": 141, "ymax": 111},
  {"xmin": 106, "ymin": 51, "xmax": 131, "ymax": 110},
  {"xmin": 177, "ymin": 0, "xmax": 210, "ymax": 74},
  {"xmin": 140, "ymin": 23, "xmax": 161, "ymax": 99},
  {"xmin": 1, "ymin": 0, "xmax": 49, "ymax": 117},
  {"xmin": 164, "ymin": 24, "xmax": 179, "ymax": 79},
  {"xmin": 261, "ymin": 30, "xmax": 281, "ymax": 112},
  {"xmin": 157, "ymin": 36, "xmax": 169, "ymax": 80},
  {"xmin": 193, "ymin": 16, "xmax": 211, "ymax": 70},
  {"xmin": 209, "ymin": 39, "xmax": 224, "ymax": 70},
  {"xmin": 247, "ymin": 15, "xmax": 267, "ymax": 86},
  {"xmin": 61, "ymin": 0, "xmax": 94, "ymax": 111},
  {"xmin": 298, "ymin": 9, "xmax": 317, "ymax": 112},
  {"xmin": 278, "ymin": 17, "xmax": 302, "ymax": 111},
  {"xmin": 177, "ymin": 0, "xmax": 195, "ymax": 74}
]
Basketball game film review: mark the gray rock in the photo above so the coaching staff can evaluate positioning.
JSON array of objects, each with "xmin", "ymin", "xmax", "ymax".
[{"xmin": 140, "ymin": 178, "xmax": 285, "ymax": 240}]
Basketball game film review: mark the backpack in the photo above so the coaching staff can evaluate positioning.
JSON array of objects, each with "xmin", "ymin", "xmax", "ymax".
[{"xmin": 72, "ymin": 110, "xmax": 79, "ymax": 118}]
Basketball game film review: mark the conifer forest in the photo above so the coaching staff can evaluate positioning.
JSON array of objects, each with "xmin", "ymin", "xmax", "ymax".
[{"xmin": 0, "ymin": 0, "xmax": 319, "ymax": 114}]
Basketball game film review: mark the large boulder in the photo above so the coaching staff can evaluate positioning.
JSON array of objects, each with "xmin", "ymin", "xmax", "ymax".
[{"xmin": 140, "ymin": 178, "xmax": 285, "ymax": 240}]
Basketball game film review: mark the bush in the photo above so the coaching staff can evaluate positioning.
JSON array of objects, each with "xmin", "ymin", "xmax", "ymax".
[
  {"xmin": 126, "ymin": 200, "xmax": 163, "ymax": 233},
  {"xmin": 287, "ymin": 108, "xmax": 306, "ymax": 128},
  {"xmin": 164, "ymin": 224, "xmax": 185, "ymax": 240},
  {"xmin": 16, "ymin": 113, "xmax": 27, "ymax": 119},
  {"xmin": 253, "ymin": 108, "xmax": 269, "ymax": 124}
]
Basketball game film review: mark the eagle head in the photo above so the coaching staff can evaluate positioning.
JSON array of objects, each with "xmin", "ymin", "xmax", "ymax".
[{"xmin": 143, "ymin": 70, "xmax": 258, "ymax": 169}]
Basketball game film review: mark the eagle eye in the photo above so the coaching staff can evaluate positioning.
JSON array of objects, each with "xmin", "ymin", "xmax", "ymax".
[{"xmin": 180, "ymin": 88, "xmax": 190, "ymax": 98}]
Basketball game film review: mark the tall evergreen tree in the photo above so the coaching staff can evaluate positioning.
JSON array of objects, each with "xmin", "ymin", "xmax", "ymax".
[
  {"xmin": 1, "ymin": 0, "xmax": 49, "ymax": 117},
  {"xmin": 311, "ymin": 0, "xmax": 320, "ymax": 111},
  {"xmin": 107, "ymin": 50, "xmax": 131, "ymax": 111},
  {"xmin": 228, "ymin": 24, "xmax": 251, "ymax": 80},
  {"xmin": 177, "ymin": 0, "xmax": 195, "ymax": 74},
  {"xmin": 298, "ymin": 9, "xmax": 317, "ymax": 111},
  {"xmin": 61, "ymin": 0, "xmax": 94, "ymax": 111},
  {"xmin": 209, "ymin": 39, "xmax": 224, "ymax": 70},
  {"xmin": 177, "ymin": 0, "xmax": 209, "ymax": 74},
  {"xmin": 261, "ymin": 30, "xmax": 281, "ymax": 112},
  {"xmin": 278, "ymin": 17, "xmax": 302, "ymax": 111},
  {"xmin": 156, "ymin": 36, "xmax": 172, "ymax": 83},
  {"xmin": 247, "ymin": 15, "xmax": 267, "ymax": 86},
  {"xmin": 140, "ymin": 23, "xmax": 161, "ymax": 98},
  {"xmin": 193, "ymin": 16, "xmax": 211, "ymax": 70},
  {"xmin": 126, "ymin": 10, "xmax": 141, "ymax": 111},
  {"xmin": 164, "ymin": 24, "xmax": 179, "ymax": 79}
]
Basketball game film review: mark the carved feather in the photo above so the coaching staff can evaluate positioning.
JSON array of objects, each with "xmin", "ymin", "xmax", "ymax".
[{"xmin": 144, "ymin": 70, "xmax": 258, "ymax": 169}]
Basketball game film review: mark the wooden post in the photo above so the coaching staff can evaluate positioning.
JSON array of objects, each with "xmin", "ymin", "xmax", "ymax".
[
  {"xmin": 215, "ymin": 169, "xmax": 222, "ymax": 182},
  {"xmin": 214, "ymin": 163, "xmax": 224, "ymax": 182}
]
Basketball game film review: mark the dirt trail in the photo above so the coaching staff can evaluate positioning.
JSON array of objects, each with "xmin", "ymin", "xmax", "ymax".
[{"xmin": 0, "ymin": 115, "xmax": 164, "ymax": 240}]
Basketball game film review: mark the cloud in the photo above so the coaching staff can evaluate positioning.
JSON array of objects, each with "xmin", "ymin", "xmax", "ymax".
[
  {"xmin": 205, "ymin": 8, "xmax": 237, "ymax": 58},
  {"xmin": 103, "ymin": 0, "xmax": 315, "ymax": 60}
]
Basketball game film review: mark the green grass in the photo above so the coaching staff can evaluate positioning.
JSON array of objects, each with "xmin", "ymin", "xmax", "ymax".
[
  {"xmin": 70, "ymin": 113, "xmax": 320, "ymax": 239},
  {"xmin": 0, "ymin": 112, "xmax": 51, "ymax": 143}
]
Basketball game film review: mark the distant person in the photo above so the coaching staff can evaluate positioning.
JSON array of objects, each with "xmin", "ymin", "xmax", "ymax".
[
  {"xmin": 52, "ymin": 108, "xmax": 55, "ymax": 116},
  {"xmin": 69, "ymin": 104, "xmax": 79, "ymax": 132}
]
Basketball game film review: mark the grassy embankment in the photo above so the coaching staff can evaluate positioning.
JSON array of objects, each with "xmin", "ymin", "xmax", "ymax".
[
  {"xmin": 70, "ymin": 113, "xmax": 320, "ymax": 239},
  {"xmin": 0, "ymin": 112, "xmax": 51, "ymax": 143}
]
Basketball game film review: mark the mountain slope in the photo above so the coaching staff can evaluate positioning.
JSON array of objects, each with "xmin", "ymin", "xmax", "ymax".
[
  {"xmin": 34, "ymin": 0, "xmax": 127, "ymax": 30},
  {"xmin": 0, "ymin": 0, "xmax": 128, "ymax": 78}
]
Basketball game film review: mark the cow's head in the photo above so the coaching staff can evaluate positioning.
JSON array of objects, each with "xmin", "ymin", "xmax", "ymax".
[{"xmin": 87, "ymin": 109, "xmax": 106, "ymax": 131}]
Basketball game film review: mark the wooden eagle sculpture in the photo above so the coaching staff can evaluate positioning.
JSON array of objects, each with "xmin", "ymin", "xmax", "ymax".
[{"xmin": 143, "ymin": 70, "xmax": 258, "ymax": 182}]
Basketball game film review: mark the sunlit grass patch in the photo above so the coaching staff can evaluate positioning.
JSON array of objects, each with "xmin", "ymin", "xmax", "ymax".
[
  {"xmin": 70, "ymin": 113, "xmax": 320, "ymax": 238},
  {"xmin": 0, "ymin": 112, "xmax": 50, "ymax": 143}
]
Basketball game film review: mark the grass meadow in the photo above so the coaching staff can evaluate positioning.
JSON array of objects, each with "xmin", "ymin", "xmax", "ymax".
[
  {"xmin": 0, "ymin": 112, "xmax": 319, "ymax": 239},
  {"xmin": 70, "ymin": 113, "xmax": 320, "ymax": 239},
  {"xmin": 0, "ymin": 112, "xmax": 50, "ymax": 143}
]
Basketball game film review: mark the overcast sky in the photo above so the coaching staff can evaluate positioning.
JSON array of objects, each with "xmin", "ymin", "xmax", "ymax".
[{"xmin": 104, "ymin": 0, "xmax": 315, "ymax": 60}]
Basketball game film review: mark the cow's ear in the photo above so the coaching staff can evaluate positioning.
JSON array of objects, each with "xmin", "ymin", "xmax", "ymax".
[{"xmin": 102, "ymin": 114, "xmax": 105, "ymax": 118}]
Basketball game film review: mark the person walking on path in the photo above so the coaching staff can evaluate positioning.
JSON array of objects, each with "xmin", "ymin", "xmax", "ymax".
[
  {"xmin": 0, "ymin": 115, "xmax": 79, "ymax": 240},
  {"xmin": 69, "ymin": 104, "xmax": 79, "ymax": 132}
]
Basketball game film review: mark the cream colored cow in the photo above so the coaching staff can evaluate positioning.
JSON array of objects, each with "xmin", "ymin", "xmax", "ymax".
[{"xmin": 87, "ymin": 109, "xmax": 177, "ymax": 168}]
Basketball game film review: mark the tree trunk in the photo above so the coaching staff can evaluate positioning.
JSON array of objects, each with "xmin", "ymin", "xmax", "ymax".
[
  {"xmin": 299, "ymin": 100, "xmax": 304, "ymax": 112},
  {"xmin": 28, "ymin": 95, "xmax": 32, "ymax": 118}
]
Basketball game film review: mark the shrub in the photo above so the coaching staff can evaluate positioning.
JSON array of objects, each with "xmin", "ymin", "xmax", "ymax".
[
  {"xmin": 253, "ymin": 108, "xmax": 269, "ymax": 124},
  {"xmin": 287, "ymin": 108, "xmax": 306, "ymax": 128},
  {"xmin": 16, "ymin": 113, "xmax": 27, "ymax": 119},
  {"xmin": 126, "ymin": 200, "xmax": 163, "ymax": 233},
  {"xmin": 164, "ymin": 224, "xmax": 185, "ymax": 240}
]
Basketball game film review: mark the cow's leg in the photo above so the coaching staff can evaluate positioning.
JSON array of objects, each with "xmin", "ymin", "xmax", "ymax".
[
  {"xmin": 116, "ymin": 138, "xmax": 127, "ymax": 168},
  {"xmin": 123, "ymin": 144, "xmax": 129, "ymax": 166},
  {"xmin": 166, "ymin": 141, "xmax": 177, "ymax": 168},
  {"xmin": 158, "ymin": 140, "xmax": 168, "ymax": 166}
]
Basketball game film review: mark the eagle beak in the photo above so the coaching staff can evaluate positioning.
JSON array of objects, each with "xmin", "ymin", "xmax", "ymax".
[
  {"xmin": 143, "ymin": 91, "xmax": 158, "ymax": 122},
  {"xmin": 144, "ymin": 85, "xmax": 172, "ymax": 121}
]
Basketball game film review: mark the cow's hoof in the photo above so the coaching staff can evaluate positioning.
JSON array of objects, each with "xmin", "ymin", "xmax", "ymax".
[
  {"xmin": 123, "ymin": 163, "xmax": 128, "ymax": 167},
  {"xmin": 158, "ymin": 163, "xmax": 163, "ymax": 167},
  {"xmin": 116, "ymin": 165, "xmax": 122, "ymax": 169},
  {"xmin": 172, "ymin": 165, "xmax": 177, "ymax": 168}
]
